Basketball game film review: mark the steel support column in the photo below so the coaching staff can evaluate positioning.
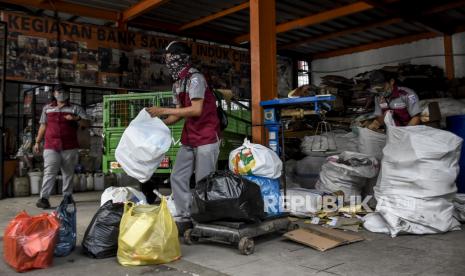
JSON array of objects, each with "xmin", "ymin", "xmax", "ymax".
[{"xmin": 250, "ymin": 0, "xmax": 277, "ymax": 144}]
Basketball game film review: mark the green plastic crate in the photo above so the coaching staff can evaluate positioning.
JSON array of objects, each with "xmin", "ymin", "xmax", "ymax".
[{"xmin": 103, "ymin": 92, "xmax": 251, "ymax": 175}]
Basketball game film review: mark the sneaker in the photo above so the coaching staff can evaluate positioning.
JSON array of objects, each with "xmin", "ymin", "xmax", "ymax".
[{"xmin": 36, "ymin": 198, "xmax": 51, "ymax": 209}]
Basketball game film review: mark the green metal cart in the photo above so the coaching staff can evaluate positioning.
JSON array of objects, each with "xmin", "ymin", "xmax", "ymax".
[{"xmin": 102, "ymin": 91, "xmax": 251, "ymax": 178}]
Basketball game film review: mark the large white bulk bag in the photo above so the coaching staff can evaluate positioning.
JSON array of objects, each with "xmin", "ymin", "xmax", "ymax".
[
  {"xmin": 115, "ymin": 110, "xmax": 172, "ymax": 183},
  {"xmin": 365, "ymin": 112, "xmax": 463, "ymax": 236},
  {"xmin": 357, "ymin": 127, "xmax": 386, "ymax": 161}
]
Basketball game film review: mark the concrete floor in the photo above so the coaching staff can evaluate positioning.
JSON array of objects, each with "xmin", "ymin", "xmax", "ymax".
[{"xmin": 1, "ymin": 192, "xmax": 465, "ymax": 276}]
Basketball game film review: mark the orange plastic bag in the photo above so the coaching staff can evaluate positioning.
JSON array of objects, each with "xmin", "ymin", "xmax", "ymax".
[{"xmin": 3, "ymin": 211, "xmax": 60, "ymax": 272}]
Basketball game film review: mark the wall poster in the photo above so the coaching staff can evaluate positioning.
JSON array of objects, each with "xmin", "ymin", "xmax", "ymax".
[{"xmin": 1, "ymin": 11, "xmax": 256, "ymax": 97}]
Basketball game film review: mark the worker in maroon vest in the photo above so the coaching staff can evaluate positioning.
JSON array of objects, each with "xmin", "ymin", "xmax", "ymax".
[
  {"xmin": 34, "ymin": 85, "xmax": 89, "ymax": 209},
  {"xmin": 147, "ymin": 41, "xmax": 220, "ymax": 221},
  {"xmin": 368, "ymin": 70, "xmax": 421, "ymax": 130}
]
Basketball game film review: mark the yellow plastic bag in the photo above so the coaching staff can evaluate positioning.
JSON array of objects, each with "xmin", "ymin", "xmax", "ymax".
[{"xmin": 117, "ymin": 198, "xmax": 181, "ymax": 266}]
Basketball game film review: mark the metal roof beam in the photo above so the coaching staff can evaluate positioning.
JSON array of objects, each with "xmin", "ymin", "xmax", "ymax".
[
  {"xmin": 235, "ymin": 1, "xmax": 374, "ymax": 44},
  {"xmin": 121, "ymin": 0, "xmax": 170, "ymax": 23},
  {"xmin": 362, "ymin": 0, "xmax": 450, "ymax": 34},
  {"xmin": 422, "ymin": 0, "xmax": 465, "ymax": 15},
  {"xmin": 0, "ymin": 0, "xmax": 119, "ymax": 21},
  {"xmin": 68, "ymin": 15, "xmax": 80, "ymax": 22},
  {"xmin": 280, "ymin": 17, "xmax": 402, "ymax": 49},
  {"xmin": 279, "ymin": 1, "xmax": 465, "ymax": 50},
  {"xmin": 178, "ymin": 1, "xmax": 249, "ymax": 31},
  {"xmin": 312, "ymin": 31, "xmax": 438, "ymax": 59},
  {"xmin": 129, "ymin": 18, "xmax": 237, "ymax": 45}
]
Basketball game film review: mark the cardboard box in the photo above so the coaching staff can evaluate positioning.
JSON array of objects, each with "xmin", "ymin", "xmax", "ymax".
[{"xmin": 283, "ymin": 225, "xmax": 364, "ymax": 251}]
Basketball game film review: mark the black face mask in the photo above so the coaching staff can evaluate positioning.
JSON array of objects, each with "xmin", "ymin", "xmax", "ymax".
[{"xmin": 165, "ymin": 53, "xmax": 190, "ymax": 80}]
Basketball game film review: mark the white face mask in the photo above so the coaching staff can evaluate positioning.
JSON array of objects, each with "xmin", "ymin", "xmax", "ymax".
[{"xmin": 55, "ymin": 91, "xmax": 69, "ymax": 102}]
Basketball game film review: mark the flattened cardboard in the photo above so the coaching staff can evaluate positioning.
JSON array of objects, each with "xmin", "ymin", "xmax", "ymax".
[{"xmin": 283, "ymin": 225, "xmax": 364, "ymax": 251}]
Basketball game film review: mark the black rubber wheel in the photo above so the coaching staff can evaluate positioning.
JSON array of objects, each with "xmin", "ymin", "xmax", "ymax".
[
  {"xmin": 183, "ymin": 229, "xmax": 198, "ymax": 245},
  {"xmin": 238, "ymin": 237, "xmax": 255, "ymax": 255}
]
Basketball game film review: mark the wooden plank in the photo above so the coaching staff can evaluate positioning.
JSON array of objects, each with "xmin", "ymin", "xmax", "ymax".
[
  {"xmin": 280, "ymin": 18, "xmax": 402, "ymax": 50},
  {"xmin": 0, "ymin": 0, "xmax": 118, "ymax": 21},
  {"xmin": 313, "ymin": 32, "xmax": 438, "ymax": 59},
  {"xmin": 250, "ymin": 0, "xmax": 277, "ymax": 144},
  {"xmin": 121, "ymin": 0, "xmax": 170, "ymax": 22},
  {"xmin": 444, "ymin": 35, "xmax": 455, "ymax": 80},
  {"xmin": 178, "ymin": 2, "xmax": 249, "ymax": 31},
  {"xmin": 235, "ymin": 1, "xmax": 373, "ymax": 44}
]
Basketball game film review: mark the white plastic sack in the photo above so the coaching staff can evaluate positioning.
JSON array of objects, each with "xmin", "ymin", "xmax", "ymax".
[
  {"xmin": 294, "ymin": 156, "xmax": 326, "ymax": 189},
  {"xmin": 369, "ymin": 112, "xmax": 463, "ymax": 236},
  {"xmin": 357, "ymin": 127, "xmax": 386, "ymax": 161},
  {"xmin": 167, "ymin": 194, "xmax": 178, "ymax": 217},
  {"xmin": 453, "ymin": 194, "xmax": 465, "ymax": 222},
  {"xmin": 229, "ymin": 138, "xmax": 282, "ymax": 179},
  {"xmin": 100, "ymin": 186, "xmax": 147, "ymax": 206},
  {"xmin": 115, "ymin": 110, "xmax": 172, "ymax": 183},
  {"xmin": 282, "ymin": 188, "xmax": 325, "ymax": 217},
  {"xmin": 315, "ymin": 151, "xmax": 379, "ymax": 199},
  {"xmin": 362, "ymin": 213, "xmax": 390, "ymax": 234},
  {"xmin": 357, "ymin": 127, "xmax": 386, "ymax": 197}
]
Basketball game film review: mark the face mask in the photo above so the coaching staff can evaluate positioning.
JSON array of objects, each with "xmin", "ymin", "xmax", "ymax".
[
  {"xmin": 381, "ymin": 86, "xmax": 392, "ymax": 98},
  {"xmin": 55, "ymin": 92, "xmax": 69, "ymax": 102},
  {"xmin": 370, "ymin": 85, "xmax": 392, "ymax": 98},
  {"xmin": 165, "ymin": 53, "xmax": 190, "ymax": 80}
]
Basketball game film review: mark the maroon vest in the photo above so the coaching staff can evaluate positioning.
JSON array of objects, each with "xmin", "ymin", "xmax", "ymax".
[
  {"xmin": 44, "ymin": 104, "xmax": 79, "ymax": 150},
  {"xmin": 177, "ymin": 70, "xmax": 220, "ymax": 147},
  {"xmin": 380, "ymin": 86, "xmax": 411, "ymax": 126}
]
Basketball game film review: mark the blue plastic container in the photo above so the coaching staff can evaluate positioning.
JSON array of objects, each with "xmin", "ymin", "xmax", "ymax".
[{"xmin": 446, "ymin": 115, "xmax": 465, "ymax": 193}]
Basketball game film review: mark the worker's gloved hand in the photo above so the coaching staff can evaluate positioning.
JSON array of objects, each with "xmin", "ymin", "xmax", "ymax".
[{"xmin": 367, "ymin": 120, "xmax": 381, "ymax": 130}]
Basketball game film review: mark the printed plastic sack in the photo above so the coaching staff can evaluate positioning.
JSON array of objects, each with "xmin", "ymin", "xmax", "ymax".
[
  {"xmin": 115, "ymin": 109, "xmax": 172, "ymax": 182},
  {"xmin": 82, "ymin": 201, "xmax": 124, "ymax": 258},
  {"xmin": 100, "ymin": 186, "xmax": 147, "ymax": 206},
  {"xmin": 3, "ymin": 212, "xmax": 60, "ymax": 272},
  {"xmin": 117, "ymin": 199, "xmax": 181, "ymax": 266},
  {"xmin": 367, "ymin": 112, "xmax": 463, "ymax": 236},
  {"xmin": 315, "ymin": 151, "xmax": 379, "ymax": 199},
  {"xmin": 244, "ymin": 175, "xmax": 281, "ymax": 216},
  {"xmin": 54, "ymin": 195, "xmax": 76, "ymax": 257},
  {"xmin": 191, "ymin": 171, "xmax": 265, "ymax": 223},
  {"xmin": 229, "ymin": 138, "xmax": 282, "ymax": 179}
]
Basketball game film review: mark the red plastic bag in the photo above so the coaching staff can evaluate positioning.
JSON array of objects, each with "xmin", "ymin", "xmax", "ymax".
[{"xmin": 3, "ymin": 211, "xmax": 60, "ymax": 272}]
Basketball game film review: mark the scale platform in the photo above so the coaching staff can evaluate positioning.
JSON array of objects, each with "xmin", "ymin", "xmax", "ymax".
[{"xmin": 183, "ymin": 215, "xmax": 297, "ymax": 255}]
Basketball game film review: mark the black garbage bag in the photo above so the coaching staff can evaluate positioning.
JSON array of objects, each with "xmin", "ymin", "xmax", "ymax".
[
  {"xmin": 81, "ymin": 200, "xmax": 124, "ymax": 258},
  {"xmin": 191, "ymin": 171, "xmax": 265, "ymax": 223},
  {"xmin": 54, "ymin": 195, "xmax": 76, "ymax": 257}
]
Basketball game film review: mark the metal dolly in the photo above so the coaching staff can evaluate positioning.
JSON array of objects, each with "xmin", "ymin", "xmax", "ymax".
[{"xmin": 183, "ymin": 215, "xmax": 297, "ymax": 255}]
